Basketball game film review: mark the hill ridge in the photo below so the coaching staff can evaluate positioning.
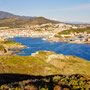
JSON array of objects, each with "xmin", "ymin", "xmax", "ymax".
[{"xmin": 0, "ymin": 11, "xmax": 35, "ymax": 19}]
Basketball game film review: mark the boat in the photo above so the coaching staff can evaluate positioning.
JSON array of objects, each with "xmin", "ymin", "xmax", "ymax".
[{"xmin": 42, "ymin": 38, "xmax": 46, "ymax": 40}]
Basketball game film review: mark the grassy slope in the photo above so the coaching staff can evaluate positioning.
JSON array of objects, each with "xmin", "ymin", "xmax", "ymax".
[{"xmin": 0, "ymin": 51, "xmax": 89, "ymax": 76}]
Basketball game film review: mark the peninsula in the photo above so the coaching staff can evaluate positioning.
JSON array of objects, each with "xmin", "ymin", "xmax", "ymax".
[{"xmin": 0, "ymin": 37, "xmax": 26, "ymax": 55}]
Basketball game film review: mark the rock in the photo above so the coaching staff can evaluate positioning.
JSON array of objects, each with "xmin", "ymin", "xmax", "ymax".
[
  {"xmin": 47, "ymin": 54, "xmax": 66, "ymax": 62},
  {"xmin": 59, "ymin": 54, "xmax": 66, "ymax": 59},
  {"xmin": 31, "ymin": 51, "xmax": 39, "ymax": 56},
  {"xmin": 0, "ymin": 45, "xmax": 8, "ymax": 55}
]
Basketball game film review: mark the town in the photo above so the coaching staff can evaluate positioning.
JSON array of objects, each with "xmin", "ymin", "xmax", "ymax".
[{"xmin": 0, "ymin": 23, "xmax": 90, "ymax": 44}]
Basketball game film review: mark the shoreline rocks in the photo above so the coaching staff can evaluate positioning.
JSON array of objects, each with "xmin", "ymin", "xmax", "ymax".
[
  {"xmin": 0, "ymin": 40, "xmax": 27, "ymax": 56},
  {"xmin": 46, "ymin": 37, "xmax": 90, "ymax": 44}
]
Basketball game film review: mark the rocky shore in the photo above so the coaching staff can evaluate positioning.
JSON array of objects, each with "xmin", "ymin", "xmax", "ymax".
[
  {"xmin": 0, "ymin": 40, "xmax": 27, "ymax": 56},
  {"xmin": 46, "ymin": 37, "xmax": 90, "ymax": 44},
  {"xmin": 0, "ymin": 50, "xmax": 22, "ymax": 56}
]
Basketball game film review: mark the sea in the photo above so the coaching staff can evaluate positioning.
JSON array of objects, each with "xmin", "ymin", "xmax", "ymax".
[{"xmin": 9, "ymin": 37, "xmax": 90, "ymax": 61}]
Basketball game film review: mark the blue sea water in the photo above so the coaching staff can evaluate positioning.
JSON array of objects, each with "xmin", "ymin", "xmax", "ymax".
[{"xmin": 9, "ymin": 37, "xmax": 90, "ymax": 61}]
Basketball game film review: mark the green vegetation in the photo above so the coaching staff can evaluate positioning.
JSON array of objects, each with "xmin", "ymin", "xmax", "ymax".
[
  {"xmin": 0, "ymin": 51, "xmax": 89, "ymax": 75},
  {"xmin": 0, "ymin": 17, "xmax": 56, "ymax": 28},
  {"xmin": 63, "ymin": 36, "xmax": 72, "ymax": 38},
  {"xmin": 0, "ymin": 40, "xmax": 17, "ymax": 44},
  {"xmin": 36, "ymin": 29, "xmax": 42, "ymax": 31},
  {"xmin": 58, "ymin": 27, "xmax": 90, "ymax": 35},
  {"xmin": 0, "ymin": 40, "xmax": 26, "ymax": 50},
  {"xmin": 0, "ymin": 74, "xmax": 89, "ymax": 90}
]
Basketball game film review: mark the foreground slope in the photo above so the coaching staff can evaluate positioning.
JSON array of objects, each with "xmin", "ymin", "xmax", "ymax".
[{"xmin": 0, "ymin": 51, "xmax": 89, "ymax": 76}]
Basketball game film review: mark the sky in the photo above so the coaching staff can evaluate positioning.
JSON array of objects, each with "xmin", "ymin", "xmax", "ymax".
[{"xmin": 0, "ymin": 0, "xmax": 90, "ymax": 23}]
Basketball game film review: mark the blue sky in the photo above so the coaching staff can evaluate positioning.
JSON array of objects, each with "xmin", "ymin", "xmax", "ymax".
[{"xmin": 0, "ymin": 0, "xmax": 90, "ymax": 23}]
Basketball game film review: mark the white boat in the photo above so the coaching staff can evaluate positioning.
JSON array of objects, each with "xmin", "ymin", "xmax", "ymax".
[{"xmin": 42, "ymin": 38, "xmax": 46, "ymax": 40}]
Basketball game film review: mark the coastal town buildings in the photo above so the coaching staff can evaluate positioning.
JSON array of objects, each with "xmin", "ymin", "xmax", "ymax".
[
  {"xmin": 0, "ymin": 23, "xmax": 90, "ymax": 44},
  {"xmin": 0, "ymin": 23, "xmax": 80, "ymax": 37}
]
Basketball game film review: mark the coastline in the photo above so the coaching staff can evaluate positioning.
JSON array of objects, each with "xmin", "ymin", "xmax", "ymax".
[
  {"xmin": 0, "ymin": 36, "xmax": 90, "ymax": 60},
  {"xmin": 9, "ymin": 36, "xmax": 90, "ymax": 60},
  {"xmin": 46, "ymin": 37, "xmax": 90, "ymax": 44},
  {"xmin": 0, "ymin": 39, "xmax": 27, "ymax": 56},
  {"xmin": 1, "ymin": 50, "xmax": 22, "ymax": 56}
]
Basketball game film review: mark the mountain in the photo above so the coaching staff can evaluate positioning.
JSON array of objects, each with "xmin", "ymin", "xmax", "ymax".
[
  {"xmin": 0, "ymin": 11, "xmax": 35, "ymax": 19},
  {"xmin": 0, "ymin": 11, "xmax": 57, "ymax": 28},
  {"xmin": 1, "ymin": 11, "xmax": 89, "ymax": 25},
  {"xmin": 0, "ymin": 16, "xmax": 56, "ymax": 28}
]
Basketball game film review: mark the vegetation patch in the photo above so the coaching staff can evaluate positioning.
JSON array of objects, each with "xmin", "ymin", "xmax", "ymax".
[
  {"xmin": 58, "ymin": 27, "xmax": 90, "ymax": 35},
  {"xmin": 0, "ymin": 74, "xmax": 89, "ymax": 90}
]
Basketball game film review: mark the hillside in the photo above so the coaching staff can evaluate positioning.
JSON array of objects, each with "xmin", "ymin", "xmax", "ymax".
[
  {"xmin": 58, "ymin": 27, "xmax": 90, "ymax": 35},
  {"xmin": 0, "ymin": 17, "xmax": 56, "ymax": 28},
  {"xmin": 0, "ymin": 51, "xmax": 89, "ymax": 76},
  {"xmin": 0, "ymin": 50, "xmax": 90, "ymax": 89},
  {"xmin": 0, "ymin": 11, "xmax": 34, "ymax": 19}
]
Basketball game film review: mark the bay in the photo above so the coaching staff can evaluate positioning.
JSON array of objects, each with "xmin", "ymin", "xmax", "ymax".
[{"xmin": 10, "ymin": 37, "xmax": 90, "ymax": 61}]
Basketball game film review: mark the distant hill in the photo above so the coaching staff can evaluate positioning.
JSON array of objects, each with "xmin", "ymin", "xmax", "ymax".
[
  {"xmin": 1, "ymin": 11, "xmax": 89, "ymax": 25},
  {"xmin": 0, "ymin": 16, "xmax": 56, "ymax": 28},
  {"xmin": 0, "ymin": 11, "xmax": 35, "ymax": 19}
]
